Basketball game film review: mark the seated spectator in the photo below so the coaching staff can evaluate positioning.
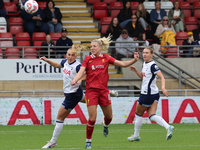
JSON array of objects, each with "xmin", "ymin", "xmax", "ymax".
[
  {"xmin": 41, "ymin": 34, "xmax": 55, "ymax": 58},
  {"xmin": 0, "ymin": 0, "xmax": 6, "ymax": 17},
  {"xmin": 43, "ymin": 0, "xmax": 63, "ymax": 33},
  {"xmin": 21, "ymin": 7, "xmax": 49, "ymax": 38},
  {"xmin": 115, "ymin": 29, "xmax": 138, "ymax": 74},
  {"xmin": 135, "ymin": 3, "xmax": 151, "ymax": 31},
  {"xmin": 117, "ymin": 1, "xmax": 132, "ymax": 28},
  {"xmin": 168, "ymin": 1, "xmax": 185, "ymax": 32},
  {"xmin": 155, "ymin": 16, "xmax": 176, "ymax": 56},
  {"xmin": 56, "ymin": 28, "xmax": 73, "ymax": 58},
  {"xmin": 182, "ymin": 32, "xmax": 199, "ymax": 58},
  {"xmin": 150, "ymin": 1, "xmax": 167, "ymax": 34},
  {"xmin": 137, "ymin": 33, "xmax": 149, "ymax": 54},
  {"xmin": 106, "ymin": 17, "xmax": 122, "ymax": 57},
  {"xmin": 125, "ymin": 14, "xmax": 144, "ymax": 41}
]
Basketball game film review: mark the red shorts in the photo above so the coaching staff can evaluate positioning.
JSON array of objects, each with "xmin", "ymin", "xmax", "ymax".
[{"xmin": 85, "ymin": 88, "xmax": 111, "ymax": 106}]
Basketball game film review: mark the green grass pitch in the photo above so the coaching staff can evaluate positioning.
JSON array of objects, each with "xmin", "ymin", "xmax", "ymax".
[{"xmin": 0, "ymin": 124, "xmax": 200, "ymax": 150}]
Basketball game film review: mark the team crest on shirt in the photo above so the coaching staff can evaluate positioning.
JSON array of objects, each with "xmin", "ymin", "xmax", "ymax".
[{"xmin": 102, "ymin": 59, "xmax": 104, "ymax": 63}]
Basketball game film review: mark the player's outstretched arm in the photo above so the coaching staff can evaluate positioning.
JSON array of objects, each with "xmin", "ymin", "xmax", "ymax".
[
  {"xmin": 39, "ymin": 57, "xmax": 62, "ymax": 68},
  {"xmin": 156, "ymin": 71, "xmax": 169, "ymax": 97},
  {"xmin": 71, "ymin": 66, "xmax": 86, "ymax": 85},
  {"xmin": 113, "ymin": 52, "xmax": 139, "ymax": 67},
  {"xmin": 129, "ymin": 66, "xmax": 143, "ymax": 79}
]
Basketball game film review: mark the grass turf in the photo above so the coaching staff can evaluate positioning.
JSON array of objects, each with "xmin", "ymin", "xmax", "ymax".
[{"xmin": 0, "ymin": 124, "xmax": 200, "ymax": 150}]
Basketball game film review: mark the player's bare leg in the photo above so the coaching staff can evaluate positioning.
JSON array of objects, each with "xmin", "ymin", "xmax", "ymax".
[
  {"xmin": 100, "ymin": 104, "xmax": 113, "ymax": 137},
  {"xmin": 42, "ymin": 106, "xmax": 71, "ymax": 149},
  {"xmin": 79, "ymin": 95, "xmax": 86, "ymax": 103},
  {"xmin": 86, "ymin": 105, "xmax": 97, "ymax": 149}
]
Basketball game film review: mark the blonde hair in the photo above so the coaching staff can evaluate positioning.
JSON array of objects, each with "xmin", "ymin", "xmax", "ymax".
[
  {"xmin": 68, "ymin": 44, "xmax": 88, "ymax": 56},
  {"xmin": 144, "ymin": 46, "xmax": 154, "ymax": 54},
  {"xmin": 92, "ymin": 34, "xmax": 112, "ymax": 50}
]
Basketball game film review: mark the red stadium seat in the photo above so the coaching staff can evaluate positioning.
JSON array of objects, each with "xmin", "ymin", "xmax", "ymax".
[
  {"xmin": 93, "ymin": 2, "xmax": 108, "ymax": 19},
  {"xmin": 187, "ymin": 0, "xmax": 200, "ymax": 3},
  {"xmin": 9, "ymin": 17, "xmax": 24, "ymax": 35},
  {"xmin": 3, "ymin": 2, "xmax": 19, "ymax": 16},
  {"xmin": 103, "ymin": 0, "xmax": 117, "ymax": 4},
  {"xmin": 15, "ymin": 32, "xmax": 31, "ymax": 47},
  {"xmin": 13, "ymin": 0, "xmax": 19, "ymax": 5},
  {"xmin": 110, "ymin": 2, "xmax": 123, "ymax": 17},
  {"xmin": 100, "ymin": 17, "xmax": 112, "ymax": 34},
  {"xmin": 193, "ymin": 2, "xmax": 200, "ymax": 19},
  {"xmin": 131, "ymin": 2, "xmax": 139, "ymax": 15},
  {"xmin": 50, "ymin": 32, "xmax": 61, "ymax": 45},
  {"xmin": 184, "ymin": 17, "xmax": 198, "ymax": 31},
  {"xmin": 32, "ymin": 32, "xmax": 46, "ymax": 52},
  {"xmin": 0, "ymin": 48, "xmax": 2, "ymax": 59},
  {"xmin": 175, "ymin": 32, "xmax": 187, "ymax": 46},
  {"xmin": 38, "ymin": 2, "xmax": 47, "ymax": 10},
  {"xmin": 180, "ymin": 2, "xmax": 191, "ymax": 17},
  {"xmin": 87, "ymin": 0, "xmax": 101, "ymax": 4},
  {"xmin": 24, "ymin": 48, "xmax": 37, "ymax": 59},
  {"xmin": 5, "ymin": 48, "xmax": 20, "ymax": 59},
  {"xmin": 0, "ymin": 32, "xmax": 13, "ymax": 49},
  {"xmin": 166, "ymin": 47, "xmax": 179, "ymax": 58}
]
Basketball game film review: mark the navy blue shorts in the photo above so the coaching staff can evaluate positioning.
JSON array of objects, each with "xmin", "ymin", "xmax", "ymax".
[
  {"xmin": 138, "ymin": 93, "xmax": 160, "ymax": 107},
  {"xmin": 62, "ymin": 86, "xmax": 84, "ymax": 110}
]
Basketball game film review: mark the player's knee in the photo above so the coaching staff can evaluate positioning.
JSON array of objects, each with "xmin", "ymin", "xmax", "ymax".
[{"xmin": 89, "ymin": 118, "xmax": 96, "ymax": 122}]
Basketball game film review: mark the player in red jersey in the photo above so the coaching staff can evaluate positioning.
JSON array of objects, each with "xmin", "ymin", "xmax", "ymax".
[{"xmin": 71, "ymin": 36, "xmax": 139, "ymax": 149}]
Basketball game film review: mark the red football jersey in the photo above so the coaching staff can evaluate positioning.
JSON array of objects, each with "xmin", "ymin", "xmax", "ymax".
[{"xmin": 81, "ymin": 54, "xmax": 115, "ymax": 89}]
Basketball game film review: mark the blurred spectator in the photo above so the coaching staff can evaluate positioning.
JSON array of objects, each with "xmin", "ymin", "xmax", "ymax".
[
  {"xmin": 21, "ymin": 8, "xmax": 49, "ymax": 38},
  {"xmin": 106, "ymin": 17, "xmax": 122, "ymax": 57},
  {"xmin": 41, "ymin": 34, "xmax": 55, "ymax": 58},
  {"xmin": 182, "ymin": 32, "xmax": 199, "ymax": 58},
  {"xmin": 0, "ymin": 0, "xmax": 6, "ymax": 17},
  {"xmin": 43, "ymin": 0, "xmax": 63, "ymax": 33},
  {"xmin": 115, "ymin": 29, "xmax": 138, "ymax": 74},
  {"xmin": 150, "ymin": 1, "xmax": 167, "ymax": 34},
  {"xmin": 168, "ymin": 1, "xmax": 185, "ymax": 32},
  {"xmin": 135, "ymin": 3, "xmax": 151, "ymax": 31},
  {"xmin": 117, "ymin": 1, "xmax": 132, "ymax": 28},
  {"xmin": 155, "ymin": 16, "xmax": 176, "ymax": 56},
  {"xmin": 56, "ymin": 28, "xmax": 73, "ymax": 58},
  {"xmin": 137, "ymin": 33, "xmax": 149, "ymax": 54},
  {"xmin": 125, "ymin": 14, "xmax": 144, "ymax": 41}
]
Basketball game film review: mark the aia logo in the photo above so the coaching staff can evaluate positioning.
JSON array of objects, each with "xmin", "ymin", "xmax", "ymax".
[
  {"xmin": 142, "ymin": 72, "xmax": 146, "ymax": 77},
  {"xmin": 63, "ymin": 68, "xmax": 71, "ymax": 76}
]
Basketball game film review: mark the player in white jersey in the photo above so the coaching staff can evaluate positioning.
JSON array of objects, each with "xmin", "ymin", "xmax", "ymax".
[
  {"xmin": 40, "ymin": 46, "xmax": 86, "ymax": 149},
  {"xmin": 127, "ymin": 46, "xmax": 174, "ymax": 142}
]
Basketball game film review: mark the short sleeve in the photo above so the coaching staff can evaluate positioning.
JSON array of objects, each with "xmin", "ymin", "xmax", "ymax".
[
  {"xmin": 60, "ymin": 59, "xmax": 67, "ymax": 68},
  {"xmin": 108, "ymin": 55, "xmax": 116, "ymax": 64},
  {"xmin": 151, "ymin": 64, "xmax": 160, "ymax": 74},
  {"xmin": 76, "ymin": 64, "xmax": 81, "ymax": 73},
  {"xmin": 81, "ymin": 57, "xmax": 88, "ymax": 68}
]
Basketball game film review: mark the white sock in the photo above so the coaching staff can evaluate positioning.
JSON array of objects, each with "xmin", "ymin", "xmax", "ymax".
[
  {"xmin": 50, "ymin": 120, "xmax": 64, "ymax": 143},
  {"xmin": 133, "ymin": 113, "xmax": 142, "ymax": 138},
  {"xmin": 86, "ymin": 139, "xmax": 91, "ymax": 142},
  {"xmin": 149, "ymin": 114, "xmax": 170, "ymax": 130}
]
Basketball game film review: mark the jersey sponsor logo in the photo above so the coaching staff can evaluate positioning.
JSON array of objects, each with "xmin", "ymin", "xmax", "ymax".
[
  {"xmin": 63, "ymin": 68, "xmax": 71, "ymax": 76},
  {"xmin": 142, "ymin": 72, "xmax": 146, "ymax": 77},
  {"xmin": 91, "ymin": 65, "xmax": 104, "ymax": 70},
  {"xmin": 92, "ymin": 65, "xmax": 95, "ymax": 70}
]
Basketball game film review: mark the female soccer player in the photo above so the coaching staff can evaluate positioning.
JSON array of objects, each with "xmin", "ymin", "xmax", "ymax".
[
  {"xmin": 41, "ymin": 45, "xmax": 86, "ymax": 149},
  {"xmin": 127, "ymin": 46, "xmax": 174, "ymax": 142},
  {"xmin": 71, "ymin": 36, "xmax": 139, "ymax": 149}
]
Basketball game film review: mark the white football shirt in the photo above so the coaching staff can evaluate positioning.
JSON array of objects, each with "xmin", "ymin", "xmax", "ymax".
[
  {"xmin": 60, "ymin": 59, "xmax": 81, "ymax": 93},
  {"xmin": 141, "ymin": 60, "xmax": 160, "ymax": 95}
]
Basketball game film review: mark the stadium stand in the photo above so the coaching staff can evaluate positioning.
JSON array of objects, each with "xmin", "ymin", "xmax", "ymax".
[
  {"xmin": 161, "ymin": 1, "xmax": 173, "ymax": 14},
  {"xmin": 15, "ymin": 32, "xmax": 31, "ymax": 47},
  {"xmin": 110, "ymin": 2, "xmax": 123, "ymax": 17},
  {"xmin": 180, "ymin": 2, "xmax": 191, "ymax": 17},
  {"xmin": 38, "ymin": 2, "xmax": 47, "ymax": 10},
  {"xmin": 170, "ymin": 0, "xmax": 184, "ymax": 3},
  {"xmin": 100, "ymin": 17, "xmax": 112, "ymax": 34},
  {"xmin": 5, "ymin": 48, "xmax": 20, "ymax": 59},
  {"xmin": 9, "ymin": 17, "xmax": 24, "ymax": 35},
  {"xmin": 0, "ymin": 32, "xmax": 13, "ymax": 49},
  {"xmin": 184, "ymin": 17, "xmax": 198, "ymax": 31},
  {"xmin": 131, "ymin": 2, "xmax": 139, "ymax": 15},
  {"xmin": 3, "ymin": 2, "xmax": 19, "ymax": 16},
  {"xmin": 165, "ymin": 47, "xmax": 179, "ymax": 58},
  {"xmin": 193, "ymin": 1, "xmax": 200, "ymax": 19},
  {"xmin": 0, "ymin": 17, "xmax": 7, "ymax": 33},
  {"xmin": 24, "ymin": 48, "xmax": 37, "ymax": 59},
  {"xmin": 93, "ymin": 2, "xmax": 108, "ymax": 19},
  {"xmin": 13, "ymin": 0, "xmax": 18, "ymax": 5},
  {"xmin": 49, "ymin": 32, "xmax": 62, "ymax": 45},
  {"xmin": 175, "ymin": 32, "xmax": 187, "ymax": 46},
  {"xmin": 187, "ymin": 0, "xmax": 200, "ymax": 4},
  {"xmin": 143, "ymin": 1, "xmax": 155, "ymax": 13},
  {"xmin": 32, "ymin": 32, "xmax": 46, "ymax": 52},
  {"xmin": 103, "ymin": 0, "xmax": 117, "ymax": 4},
  {"xmin": 87, "ymin": 0, "xmax": 100, "ymax": 4}
]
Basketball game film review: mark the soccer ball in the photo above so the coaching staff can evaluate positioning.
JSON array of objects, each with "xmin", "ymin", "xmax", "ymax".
[{"xmin": 24, "ymin": 0, "xmax": 38, "ymax": 14}]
